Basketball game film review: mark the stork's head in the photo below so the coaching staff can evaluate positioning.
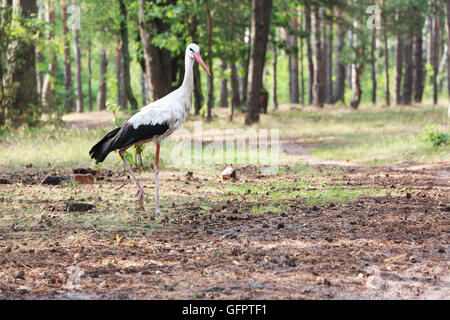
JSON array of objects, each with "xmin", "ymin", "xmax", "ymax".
[{"xmin": 186, "ymin": 43, "xmax": 211, "ymax": 76}]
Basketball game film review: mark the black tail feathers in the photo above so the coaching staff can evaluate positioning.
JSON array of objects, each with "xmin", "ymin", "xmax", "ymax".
[{"xmin": 89, "ymin": 127, "xmax": 121, "ymax": 163}]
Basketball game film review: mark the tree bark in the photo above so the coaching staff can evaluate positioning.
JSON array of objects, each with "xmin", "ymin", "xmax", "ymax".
[
  {"xmin": 116, "ymin": 41, "xmax": 126, "ymax": 110},
  {"xmin": 35, "ymin": 0, "xmax": 43, "ymax": 102},
  {"xmin": 87, "ymin": 32, "xmax": 93, "ymax": 111},
  {"xmin": 445, "ymin": 0, "xmax": 450, "ymax": 97},
  {"xmin": 230, "ymin": 58, "xmax": 240, "ymax": 120},
  {"xmin": 402, "ymin": 34, "xmax": 414, "ymax": 105},
  {"xmin": 413, "ymin": 32, "xmax": 424, "ymax": 103},
  {"xmin": 312, "ymin": 6, "xmax": 324, "ymax": 108},
  {"xmin": 325, "ymin": 14, "xmax": 333, "ymax": 104},
  {"xmin": 245, "ymin": 0, "xmax": 272, "ymax": 125},
  {"xmin": 97, "ymin": 45, "xmax": 108, "ymax": 111},
  {"xmin": 61, "ymin": 0, "xmax": 74, "ymax": 111},
  {"xmin": 371, "ymin": 28, "xmax": 377, "ymax": 104},
  {"xmin": 333, "ymin": 8, "xmax": 346, "ymax": 104},
  {"xmin": 118, "ymin": 0, "xmax": 138, "ymax": 109},
  {"xmin": 272, "ymin": 42, "xmax": 278, "ymax": 109},
  {"xmin": 287, "ymin": 17, "xmax": 299, "ymax": 103},
  {"xmin": 383, "ymin": 29, "xmax": 391, "ymax": 106},
  {"xmin": 431, "ymin": 9, "xmax": 440, "ymax": 105},
  {"xmin": 219, "ymin": 60, "xmax": 228, "ymax": 107},
  {"xmin": 206, "ymin": 4, "xmax": 213, "ymax": 121},
  {"xmin": 299, "ymin": 14, "xmax": 305, "ymax": 105},
  {"xmin": 72, "ymin": 0, "xmax": 83, "ymax": 113},
  {"xmin": 394, "ymin": 35, "xmax": 404, "ymax": 105},
  {"xmin": 304, "ymin": 5, "xmax": 314, "ymax": 105},
  {"xmin": 41, "ymin": 0, "xmax": 56, "ymax": 108},
  {"xmin": 350, "ymin": 20, "xmax": 364, "ymax": 109}
]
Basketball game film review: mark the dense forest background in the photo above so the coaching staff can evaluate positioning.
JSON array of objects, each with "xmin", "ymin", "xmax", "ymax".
[{"xmin": 1, "ymin": 0, "xmax": 450, "ymax": 128}]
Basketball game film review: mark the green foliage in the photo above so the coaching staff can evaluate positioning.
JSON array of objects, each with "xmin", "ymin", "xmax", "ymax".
[{"xmin": 421, "ymin": 124, "xmax": 450, "ymax": 147}]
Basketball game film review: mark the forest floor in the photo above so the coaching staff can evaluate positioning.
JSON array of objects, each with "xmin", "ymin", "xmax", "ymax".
[{"xmin": 0, "ymin": 104, "xmax": 449, "ymax": 299}]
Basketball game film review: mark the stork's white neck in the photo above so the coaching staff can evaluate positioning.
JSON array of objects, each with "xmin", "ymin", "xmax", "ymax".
[{"xmin": 180, "ymin": 55, "xmax": 195, "ymax": 95}]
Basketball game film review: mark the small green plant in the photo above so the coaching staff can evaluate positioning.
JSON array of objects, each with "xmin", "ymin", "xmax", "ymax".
[
  {"xmin": 421, "ymin": 124, "xmax": 449, "ymax": 147},
  {"xmin": 106, "ymin": 101, "xmax": 125, "ymax": 127}
]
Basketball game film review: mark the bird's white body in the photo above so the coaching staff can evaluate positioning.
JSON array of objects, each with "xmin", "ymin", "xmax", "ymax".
[{"xmin": 126, "ymin": 46, "xmax": 196, "ymax": 144}]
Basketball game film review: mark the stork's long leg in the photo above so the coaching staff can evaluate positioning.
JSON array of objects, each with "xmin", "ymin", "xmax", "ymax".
[
  {"xmin": 119, "ymin": 148, "xmax": 145, "ymax": 209},
  {"xmin": 155, "ymin": 143, "xmax": 161, "ymax": 214}
]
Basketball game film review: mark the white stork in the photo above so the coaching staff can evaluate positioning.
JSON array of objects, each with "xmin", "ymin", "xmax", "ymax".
[{"xmin": 89, "ymin": 43, "xmax": 210, "ymax": 214}]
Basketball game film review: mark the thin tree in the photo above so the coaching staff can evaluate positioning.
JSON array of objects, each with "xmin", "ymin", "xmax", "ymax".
[
  {"xmin": 333, "ymin": 7, "xmax": 346, "ymax": 104},
  {"xmin": 118, "ymin": 0, "xmax": 138, "ymax": 109},
  {"xmin": 304, "ymin": 4, "xmax": 314, "ymax": 105},
  {"xmin": 445, "ymin": 0, "xmax": 450, "ymax": 97},
  {"xmin": 219, "ymin": 60, "xmax": 228, "ymax": 107},
  {"xmin": 288, "ymin": 17, "xmax": 299, "ymax": 103},
  {"xmin": 97, "ymin": 43, "xmax": 108, "ymax": 110},
  {"xmin": 41, "ymin": 0, "xmax": 56, "ymax": 108},
  {"xmin": 312, "ymin": 6, "xmax": 324, "ymax": 108},
  {"xmin": 72, "ymin": 0, "xmax": 83, "ymax": 113},
  {"xmin": 206, "ymin": 2, "xmax": 214, "ymax": 121},
  {"xmin": 61, "ymin": 0, "xmax": 74, "ymax": 111},
  {"xmin": 87, "ymin": 31, "xmax": 93, "ymax": 111},
  {"xmin": 245, "ymin": 0, "xmax": 273, "ymax": 125}
]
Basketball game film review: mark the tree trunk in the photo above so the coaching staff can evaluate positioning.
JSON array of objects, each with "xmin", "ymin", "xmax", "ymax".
[
  {"xmin": 230, "ymin": 58, "xmax": 240, "ymax": 120},
  {"xmin": 35, "ymin": 0, "xmax": 43, "ymax": 102},
  {"xmin": 61, "ymin": 0, "xmax": 74, "ymax": 111},
  {"xmin": 41, "ymin": 0, "xmax": 56, "ymax": 108},
  {"xmin": 350, "ymin": 20, "xmax": 364, "ymax": 109},
  {"xmin": 445, "ymin": 0, "xmax": 450, "ymax": 97},
  {"xmin": 72, "ymin": 0, "xmax": 83, "ymax": 113},
  {"xmin": 371, "ymin": 28, "xmax": 377, "ymax": 104},
  {"xmin": 206, "ymin": 4, "xmax": 213, "ymax": 121},
  {"xmin": 394, "ymin": 35, "xmax": 404, "ymax": 105},
  {"xmin": 97, "ymin": 45, "xmax": 108, "ymax": 111},
  {"xmin": 299, "ymin": 13, "xmax": 305, "ymax": 105},
  {"xmin": 118, "ymin": 0, "xmax": 138, "ymax": 109},
  {"xmin": 272, "ymin": 42, "xmax": 278, "ymax": 109},
  {"xmin": 334, "ymin": 8, "xmax": 346, "ymax": 104},
  {"xmin": 188, "ymin": 15, "xmax": 203, "ymax": 115},
  {"xmin": 413, "ymin": 32, "xmax": 424, "ymax": 103},
  {"xmin": 287, "ymin": 17, "xmax": 299, "ymax": 103},
  {"xmin": 305, "ymin": 5, "xmax": 314, "ymax": 105},
  {"xmin": 245, "ymin": 0, "xmax": 272, "ymax": 125},
  {"xmin": 431, "ymin": 10, "xmax": 440, "ymax": 105},
  {"xmin": 312, "ymin": 6, "xmax": 324, "ymax": 108},
  {"xmin": 116, "ymin": 42, "xmax": 126, "ymax": 110},
  {"xmin": 3, "ymin": 0, "xmax": 38, "ymax": 126},
  {"xmin": 325, "ymin": 14, "xmax": 333, "ymax": 104},
  {"xmin": 383, "ymin": 29, "xmax": 391, "ymax": 106},
  {"xmin": 87, "ymin": 32, "xmax": 93, "ymax": 111},
  {"xmin": 219, "ymin": 60, "xmax": 228, "ymax": 107},
  {"xmin": 402, "ymin": 34, "xmax": 414, "ymax": 105}
]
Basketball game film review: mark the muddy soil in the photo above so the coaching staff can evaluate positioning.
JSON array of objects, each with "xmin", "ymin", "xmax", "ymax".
[{"xmin": 0, "ymin": 162, "xmax": 448, "ymax": 300}]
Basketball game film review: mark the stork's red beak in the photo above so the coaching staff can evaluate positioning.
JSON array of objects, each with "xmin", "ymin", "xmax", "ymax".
[{"xmin": 194, "ymin": 53, "xmax": 211, "ymax": 76}]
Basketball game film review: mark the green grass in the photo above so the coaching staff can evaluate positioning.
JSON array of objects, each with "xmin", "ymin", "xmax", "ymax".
[
  {"xmin": 0, "ymin": 104, "xmax": 448, "ymax": 169},
  {"xmin": 217, "ymin": 176, "xmax": 394, "ymax": 214}
]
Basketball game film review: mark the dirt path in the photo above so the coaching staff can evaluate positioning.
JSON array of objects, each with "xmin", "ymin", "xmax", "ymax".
[{"xmin": 0, "ymin": 162, "xmax": 448, "ymax": 300}]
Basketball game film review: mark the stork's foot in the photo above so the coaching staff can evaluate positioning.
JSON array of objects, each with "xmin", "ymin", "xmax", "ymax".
[
  {"xmin": 155, "ymin": 209, "xmax": 170, "ymax": 215},
  {"xmin": 136, "ymin": 188, "xmax": 145, "ymax": 210}
]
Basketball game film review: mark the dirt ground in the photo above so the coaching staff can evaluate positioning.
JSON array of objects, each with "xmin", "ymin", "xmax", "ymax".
[{"xmin": 0, "ymin": 159, "xmax": 448, "ymax": 300}]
